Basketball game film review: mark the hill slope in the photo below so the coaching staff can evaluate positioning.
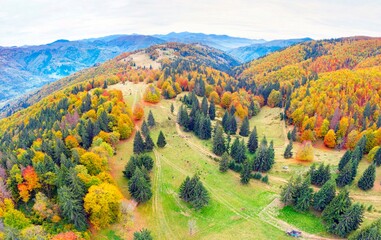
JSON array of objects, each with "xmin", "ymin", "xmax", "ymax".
[{"xmin": 237, "ymin": 36, "xmax": 381, "ymax": 148}]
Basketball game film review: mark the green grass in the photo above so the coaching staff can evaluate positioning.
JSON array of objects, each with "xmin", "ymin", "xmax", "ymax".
[{"xmin": 278, "ymin": 206, "xmax": 326, "ymax": 235}]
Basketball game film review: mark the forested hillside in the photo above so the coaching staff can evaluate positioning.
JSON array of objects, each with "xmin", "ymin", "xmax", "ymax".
[{"xmin": 237, "ymin": 37, "xmax": 381, "ymax": 149}]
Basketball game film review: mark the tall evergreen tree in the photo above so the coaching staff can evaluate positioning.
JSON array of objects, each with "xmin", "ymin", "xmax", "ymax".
[
  {"xmin": 240, "ymin": 161, "xmax": 252, "ymax": 185},
  {"xmin": 98, "ymin": 109, "xmax": 109, "ymax": 132},
  {"xmin": 239, "ymin": 117, "xmax": 250, "ymax": 137},
  {"xmin": 284, "ymin": 141, "xmax": 293, "ymax": 159},
  {"xmin": 209, "ymin": 101, "xmax": 216, "ymax": 120},
  {"xmin": 128, "ymin": 167, "xmax": 152, "ymax": 203},
  {"xmin": 322, "ymin": 188, "xmax": 351, "ymax": 233},
  {"xmin": 141, "ymin": 120, "xmax": 150, "ymax": 138},
  {"xmin": 310, "ymin": 163, "xmax": 331, "ymax": 186},
  {"xmin": 294, "ymin": 177, "xmax": 313, "ymax": 211},
  {"xmin": 222, "ymin": 111, "xmax": 229, "ymax": 133},
  {"xmin": 336, "ymin": 160, "xmax": 355, "ymax": 187},
  {"xmin": 228, "ymin": 115, "xmax": 237, "ymax": 135},
  {"xmin": 201, "ymin": 97, "xmax": 208, "ymax": 115},
  {"xmin": 230, "ymin": 138, "xmax": 240, "ymax": 161},
  {"xmin": 334, "ymin": 203, "xmax": 364, "ymax": 237},
  {"xmin": 247, "ymin": 126, "xmax": 258, "ymax": 153},
  {"xmin": 144, "ymin": 134, "xmax": 155, "ymax": 152},
  {"xmin": 133, "ymin": 131, "xmax": 145, "ymax": 154},
  {"xmin": 358, "ymin": 164, "xmax": 376, "ymax": 191},
  {"xmin": 291, "ymin": 127, "xmax": 297, "ymax": 141},
  {"xmin": 313, "ymin": 180, "xmax": 336, "ymax": 211},
  {"xmin": 157, "ymin": 131, "xmax": 167, "ymax": 148},
  {"xmin": 219, "ymin": 152, "xmax": 230, "ymax": 173},
  {"xmin": 212, "ymin": 125, "xmax": 226, "ymax": 156},
  {"xmin": 179, "ymin": 175, "xmax": 209, "ymax": 210},
  {"xmin": 356, "ymin": 136, "xmax": 367, "ymax": 156},
  {"xmin": 373, "ymin": 147, "xmax": 381, "ymax": 166},
  {"xmin": 170, "ymin": 103, "xmax": 174, "ymax": 114},
  {"xmin": 147, "ymin": 110, "xmax": 156, "ymax": 127},
  {"xmin": 338, "ymin": 150, "xmax": 352, "ymax": 171}
]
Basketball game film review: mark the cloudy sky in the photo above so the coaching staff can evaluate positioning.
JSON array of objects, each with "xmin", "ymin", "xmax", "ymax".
[{"xmin": 0, "ymin": 0, "xmax": 380, "ymax": 46}]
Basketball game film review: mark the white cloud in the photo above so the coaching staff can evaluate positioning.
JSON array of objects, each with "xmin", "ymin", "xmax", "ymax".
[{"xmin": 0, "ymin": 0, "xmax": 380, "ymax": 46}]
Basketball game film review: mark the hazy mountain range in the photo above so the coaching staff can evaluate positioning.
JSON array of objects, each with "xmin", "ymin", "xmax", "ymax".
[{"xmin": 0, "ymin": 32, "xmax": 311, "ymax": 108}]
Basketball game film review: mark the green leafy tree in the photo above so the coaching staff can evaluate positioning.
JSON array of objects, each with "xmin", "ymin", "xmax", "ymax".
[
  {"xmin": 358, "ymin": 164, "xmax": 376, "ymax": 191},
  {"xmin": 157, "ymin": 131, "xmax": 167, "ymax": 148}
]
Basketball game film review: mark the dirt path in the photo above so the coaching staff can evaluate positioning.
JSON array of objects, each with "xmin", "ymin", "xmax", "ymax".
[
  {"xmin": 258, "ymin": 198, "xmax": 341, "ymax": 240},
  {"xmin": 152, "ymin": 149, "xmax": 178, "ymax": 239}
]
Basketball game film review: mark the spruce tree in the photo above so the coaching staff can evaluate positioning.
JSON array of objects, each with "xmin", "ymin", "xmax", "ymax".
[
  {"xmin": 247, "ymin": 126, "xmax": 258, "ymax": 154},
  {"xmin": 133, "ymin": 229, "xmax": 153, "ymax": 240},
  {"xmin": 157, "ymin": 131, "xmax": 166, "ymax": 148},
  {"xmin": 239, "ymin": 117, "xmax": 250, "ymax": 137},
  {"xmin": 230, "ymin": 138, "xmax": 240, "ymax": 162},
  {"xmin": 178, "ymin": 105, "xmax": 189, "ymax": 130},
  {"xmin": 336, "ymin": 160, "xmax": 355, "ymax": 187},
  {"xmin": 313, "ymin": 180, "xmax": 336, "ymax": 211},
  {"xmin": 219, "ymin": 152, "xmax": 230, "ymax": 172},
  {"xmin": 144, "ymin": 134, "xmax": 155, "ymax": 152},
  {"xmin": 228, "ymin": 115, "xmax": 237, "ymax": 135},
  {"xmin": 310, "ymin": 163, "xmax": 331, "ymax": 186},
  {"xmin": 291, "ymin": 127, "xmax": 297, "ymax": 141},
  {"xmin": 222, "ymin": 111, "xmax": 229, "ymax": 133},
  {"xmin": 141, "ymin": 120, "xmax": 150, "ymax": 138},
  {"xmin": 373, "ymin": 147, "xmax": 381, "ymax": 166},
  {"xmin": 322, "ymin": 188, "xmax": 351, "ymax": 233},
  {"xmin": 179, "ymin": 175, "xmax": 209, "ymax": 210},
  {"xmin": 147, "ymin": 110, "xmax": 156, "ymax": 127},
  {"xmin": 133, "ymin": 131, "xmax": 145, "ymax": 154},
  {"xmin": 212, "ymin": 125, "xmax": 226, "ymax": 156},
  {"xmin": 128, "ymin": 167, "xmax": 152, "ymax": 203},
  {"xmin": 294, "ymin": 177, "xmax": 313, "ymax": 211},
  {"xmin": 334, "ymin": 203, "xmax": 364, "ymax": 237},
  {"xmin": 98, "ymin": 109, "xmax": 109, "ymax": 132},
  {"xmin": 356, "ymin": 135, "xmax": 367, "ymax": 155},
  {"xmin": 199, "ymin": 115, "xmax": 212, "ymax": 140},
  {"xmin": 209, "ymin": 101, "xmax": 216, "ymax": 120},
  {"xmin": 201, "ymin": 97, "xmax": 208, "ymax": 115},
  {"xmin": 240, "ymin": 161, "xmax": 251, "ymax": 185},
  {"xmin": 338, "ymin": 150, "xmax": 352, "ymax": 171},
  {"xmin": 284, "ymin": 141, "xmax": 293, "ymax": 159},
  {"xmin": 352, "ymin": 146, "xmax": 363, "ymax": 163},
  {"xmin": 170, "ymin": 103, "xmax": 174, "ymax": 114},
  {"xmin": 358, "ymin": 164, "xmax": 376, "ymax": 191},
  {"xmin": 281, "ymin": 176, "xmax": 299, "ymax": 205}
]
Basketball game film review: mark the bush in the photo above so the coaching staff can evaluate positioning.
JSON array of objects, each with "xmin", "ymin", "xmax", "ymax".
[{"xmin": 252, "ymin": 172, "xmax": 262, "ymax": 180}]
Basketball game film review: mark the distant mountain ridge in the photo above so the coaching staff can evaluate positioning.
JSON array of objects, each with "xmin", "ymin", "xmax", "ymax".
[
  {"xmin": 228, "ymin": 38, "xmax": 312, "ymax": 62},
  {"xmin": 0, "ymin": 32, "xmax": 311, "ymax": 109}
]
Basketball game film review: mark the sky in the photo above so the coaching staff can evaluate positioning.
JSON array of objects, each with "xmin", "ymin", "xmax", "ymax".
[{"xmin": 0, "ymin": 0, "xmax": 380, "ymax": 46}]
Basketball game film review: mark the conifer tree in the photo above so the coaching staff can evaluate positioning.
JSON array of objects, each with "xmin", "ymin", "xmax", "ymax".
[
  {"xmin": 291, "ymin": 127, "xmax": 297, "ymax": 141},
  {"xmin": 133, "ymin": 131, "xmax": 145, "ymax": 154},
  {"xmin": 294, "ymin": 177, "xmax": 313, "ymax": 211},
  {"xmin": 338, "ymin": 150, "xmax": 352, "ymax": 171},
  {"xmin": 213, "ymin": 125, "xmax": 226, "ymax": 156},
  {"xmin": 147, "ymin": 110, "xmax": 156, "ymax": 127},
  {"xmin": 144, "ymin": 134, "xmax": 155, "ymax": 152},
  {"xmin": 98, "ymin": 109, "xmax": 110, "ymax": 132},
  {"xmin": 141, "ymin": 120, "xmax": 150, "ymax": 138},
  {"xmin": 247, "ymin": 126, "xmax": 258, "ymax": 153},
  {"xmin": 373, "ymin": 147, "xmax": 381, "ymax": 166},
  {"xmin": 284, "ymin": 141, "xmax": 293, "ymax": 159},
  {"xmin": 313, "ymin": 180, "xmax": 336, "ymax": 212},
  {"xmin": 209, "ymin": 100, "xmax": 216, "ymax": 120},
  {"xmin": 280, "ymin": 176, "xmax": 299, "ymax": 205},
  {"xmin": 133, "ymin": 229, "xmax": 153, "ymax": 240},
  {"xmin": 310, "ymin": 163, "xmax": 331, "ymax": 186},
  {"xmin": 240, "ymin": 161, "xmax": 251, "ymax": 185},
  {"xmin": 352, "ymin": 146, "xmax": 362, "ymax": 163},
  {"xmin": 336, "ymin": 160, "xmax": 355, "ymax": 187},
  {"xmin": 228, "ymin": 115, "xmax": 237, "ymax": 135},
  {"xmin": 178, "ymin": 105, "xmax": 189, "ymax": 130},
  {"xmin": 219, "ymin": 152, "xmax": 230, "ymax": 173},
  {"xmin": 157, "ymin": 131, "xmax": 166, "ymax": 148},
  {"xmin": 128, "ymin": 167, "xmax": 152, "ymax": 203},
  {"xmin": 239, "ymin": 117, "xmax": 250, "ymax": 137},
  {"xmin": 358, "ymin": 164, "xmax": 376, "ymax": 191},
  {"xmin": 334, "ymin": 203, "xmax": 364, "ymax": 237},
  {"xmin": 222, "ymin": 111, "xmax": 229, "ymax": 133},
  {"xmin": 356, "ymin": 135, "xmax": 367, "ymax": 155},
  {"xmin": 179, "ymin": 175, "xmax": 209, "ymax": 210},
  {"xmin": 201, "ymin": 97, "xmax": 208, "ymax": 115},
  {"xmin": 170, "ymin": 103, "xmax": 174, "ymax": 114},
  {"xmin": 322, "ymin": 188, "xmax": 351, "ymax": 233}
]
